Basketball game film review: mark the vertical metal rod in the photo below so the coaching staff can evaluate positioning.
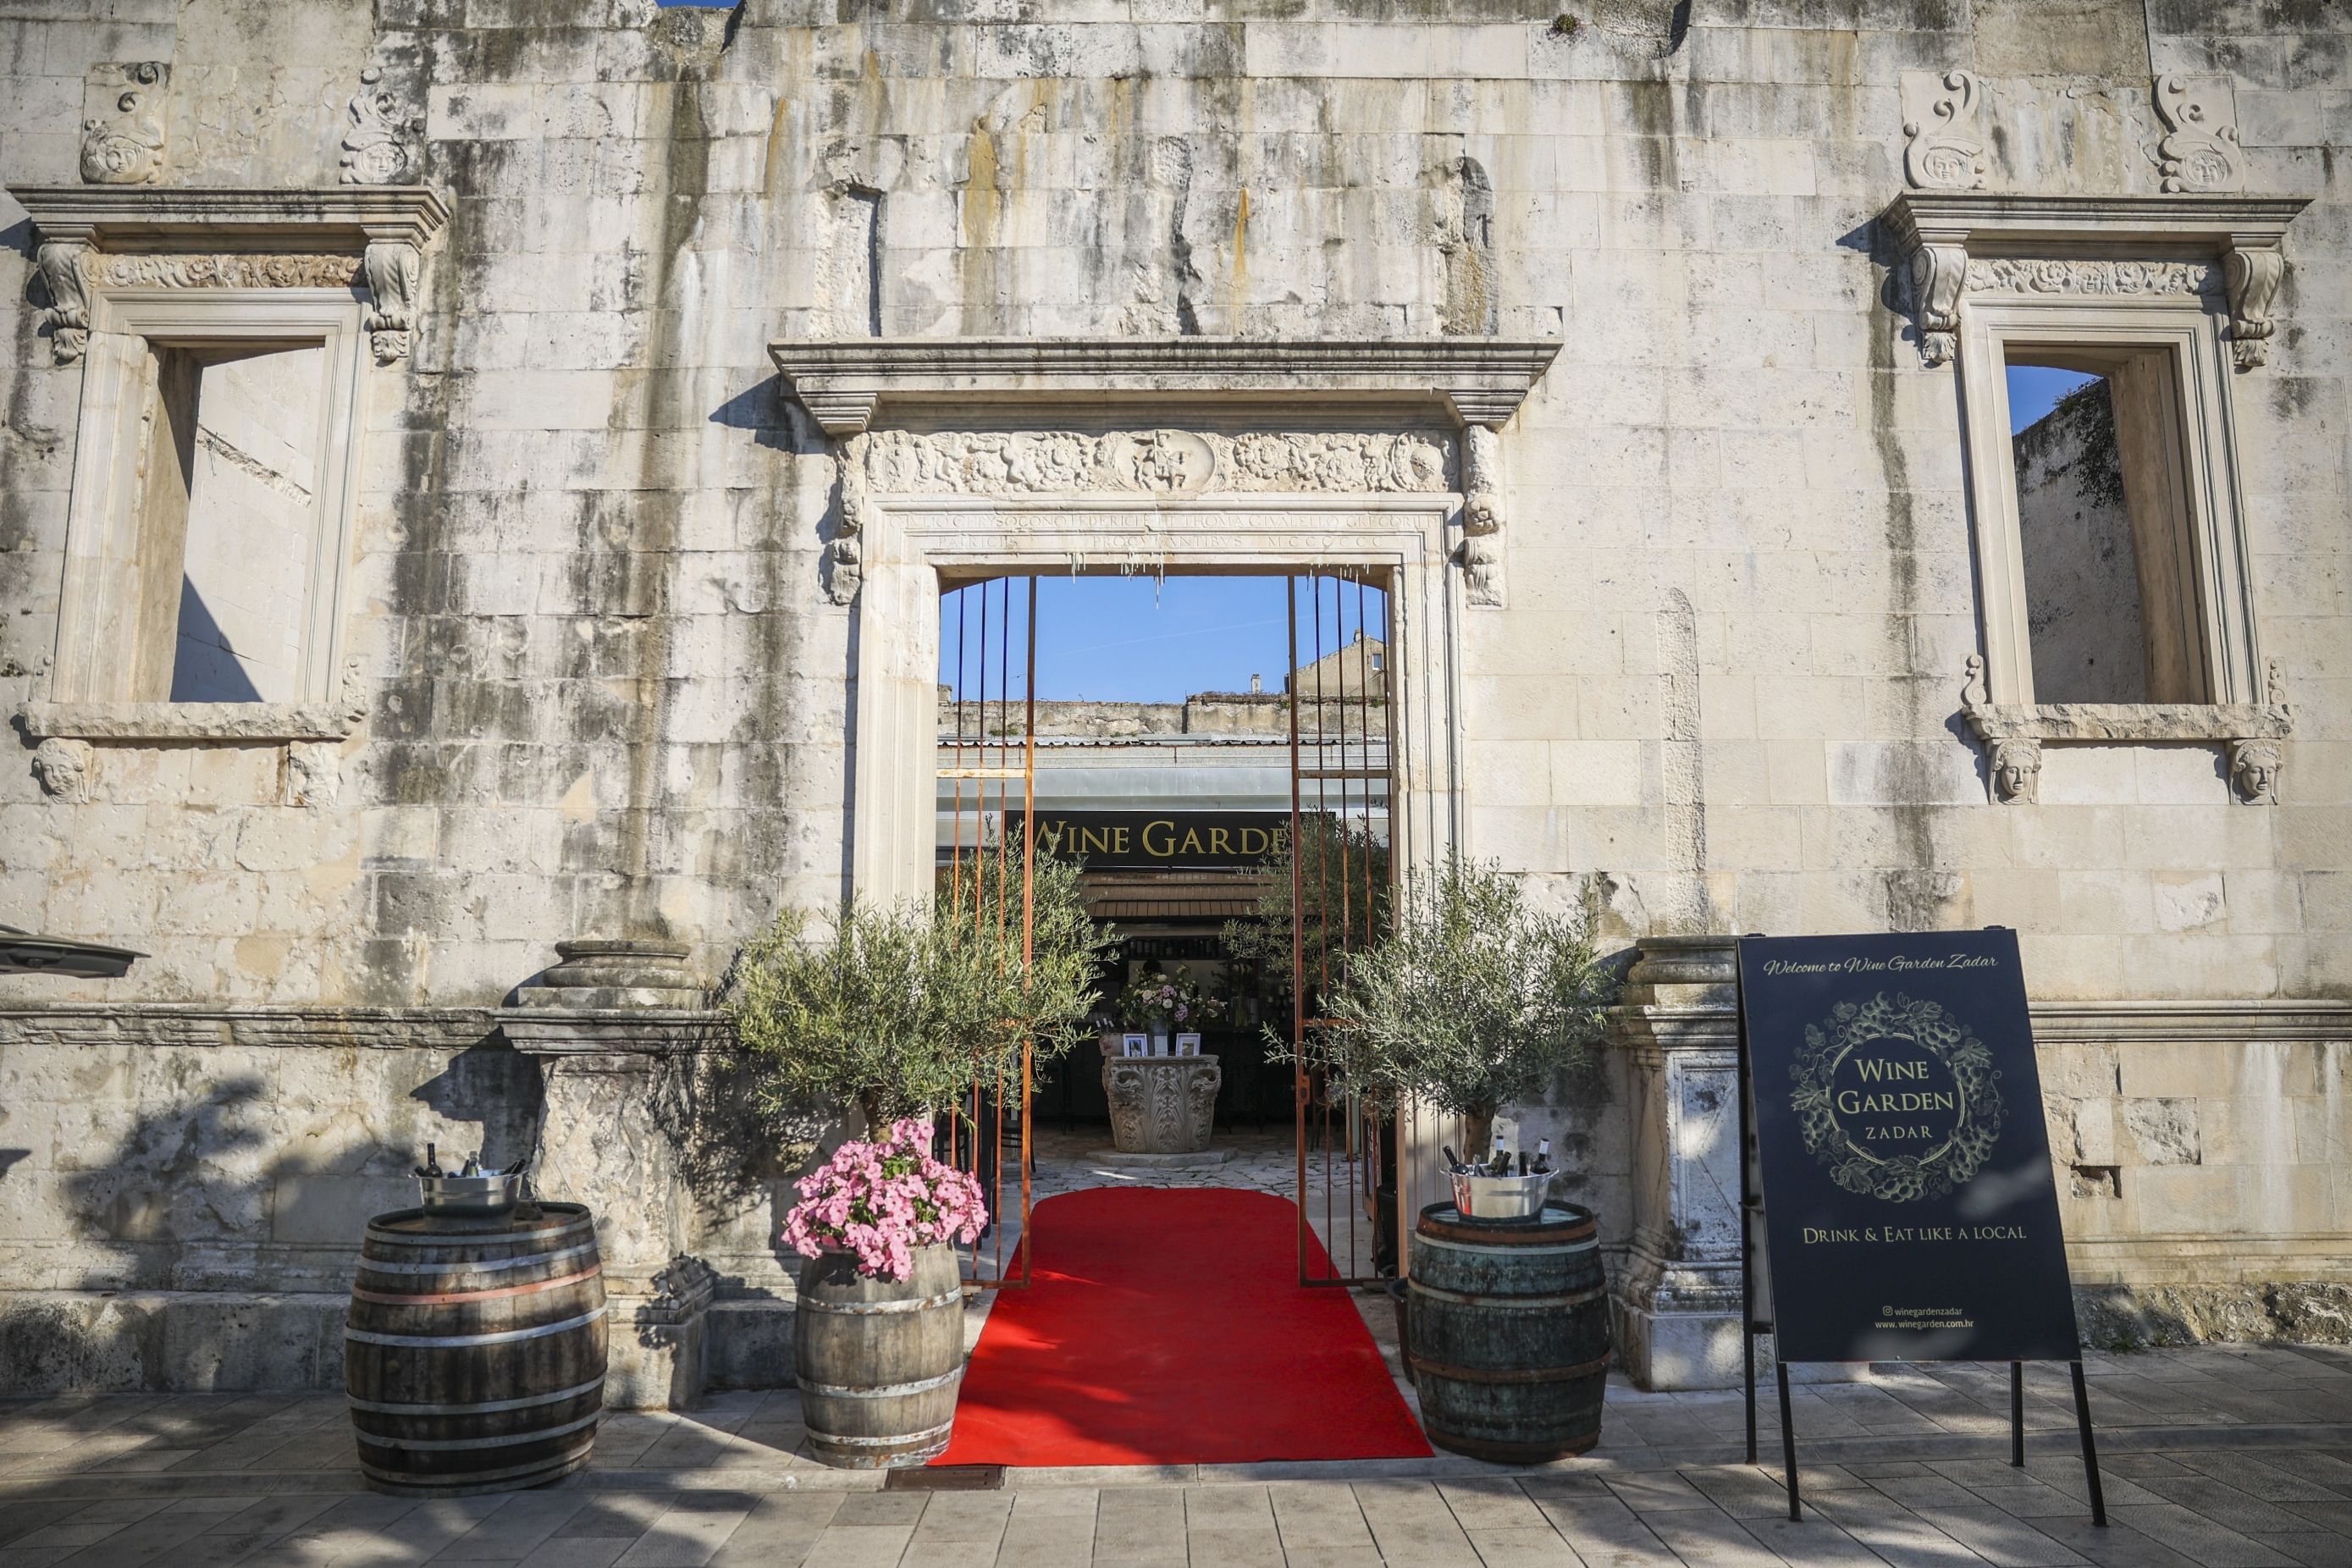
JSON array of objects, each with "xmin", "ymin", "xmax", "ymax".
[
  {"xmin": 1739, "ymin": 997, "xmax": 1758, "ymax": 1468},
  {"xmin": 1288, "ymin": 576, "xmax": 1309, "ymax": 1285},
  {"xmin": 1379, "ymin": 574, "xmax": 1400, "ymax": 1275},
  {"xmin": 1312, "ymin": 576, "xmax": 1333, "ymax": 1281},
  {"xmin": 2010, "ymin": 1361, "xmax": 2024, "ymax": 1467},
  {"xmin": 2070, "ymin": 1361, "xmax": 2107, "ymax": 1527},
  {"xmin": 1334, "ymin": 577, "xmax": 1354, "ymax": 1277},
  {"xmin": 1776, "ymin": 1359, "xmax": 1800, "ymax": 1521},
  {"xmin": 997, "ymin": 575, "xmax": 1010, "ymax": 952},
  {"xmin": 1019, "ymin": 574, "xmax": 1037, "ymax": 1289}
]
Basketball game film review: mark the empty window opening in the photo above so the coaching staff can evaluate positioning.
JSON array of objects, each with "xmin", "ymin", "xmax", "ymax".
[
  {"xmin": 2007, "ymin": 351, "xmax": 2209, "ymax": 705},
  {"xmin": 130, "ymin": 341, "xmax": 329, "ymax": 703}
]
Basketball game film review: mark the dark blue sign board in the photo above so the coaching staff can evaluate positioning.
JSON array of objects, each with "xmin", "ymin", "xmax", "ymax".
[{"xmin": 1734, "ymin": 929, "xmax": 2104, "ymax": 1527}]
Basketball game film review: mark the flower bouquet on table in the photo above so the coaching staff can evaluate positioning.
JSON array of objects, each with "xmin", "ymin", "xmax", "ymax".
[
  {"xmin": 781, "ymin": 1117, "xmax": 987, "ymax": 1282},
  {"xmin": 1115, "ymin": 967, "xmax": 1228, "ymax": 1040}
]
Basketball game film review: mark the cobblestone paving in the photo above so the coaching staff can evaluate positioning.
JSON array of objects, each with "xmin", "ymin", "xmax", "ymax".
[{"xmin": 2, "ymin": 1344, "xmax": 2347, "ymax": 1565}]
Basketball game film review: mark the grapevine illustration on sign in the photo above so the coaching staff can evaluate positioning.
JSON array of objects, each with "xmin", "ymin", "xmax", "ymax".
[{"xmin": 1787, "ymin": 991, "xmax": 2004, "ymax": 1203}]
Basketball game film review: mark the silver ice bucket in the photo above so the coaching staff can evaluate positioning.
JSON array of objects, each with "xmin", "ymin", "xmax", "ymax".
[
  {"xmin": 1449, "ymin": 1170, "xmax": 1551, "ymax": 1221},
  {"xmin": 417, "ymin": 1172, "xmax": 526, "ymax": 1217}
]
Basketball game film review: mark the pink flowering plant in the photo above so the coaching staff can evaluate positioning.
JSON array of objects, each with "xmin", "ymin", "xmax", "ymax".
[{"xmin": 781, "ymin": 1118, "xmax": 988, "ymax": 1281}]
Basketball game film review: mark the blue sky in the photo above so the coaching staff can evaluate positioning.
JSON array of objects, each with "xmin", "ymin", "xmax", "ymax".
[
  {"xmin": 2007, "ymin": 365, "xmax": 2101, "ymax": 434},
  {"xmin": 941, "ymin": 575, "xmax": 1384, "ymax": 704}
]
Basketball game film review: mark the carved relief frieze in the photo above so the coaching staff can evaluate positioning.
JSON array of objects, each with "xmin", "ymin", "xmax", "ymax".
[
  {"xmin": 86, "ymin": 251, "xmax": 363, "ymax": 290},
  {"xmin": 340, "ymin": 68, "xmax": 422, "ymax": 186},
  {"xmin": 860, "ymin": 428, "xmax": 1453, "ymax": 499},
  {"xmin": 2154, "ymin": 75, "xmax": 2245, "ymax": 196},
  {"xmin": 80, "ymin": 63, "xmax": 168, "ymax": 185},
  {"xmin": 1962, "ymin": 257, "xmax": 2219, "ymax": 297},
  {"xmin": 1900, "ymin": 69, "xmax": 1989, "ymax": 192}
]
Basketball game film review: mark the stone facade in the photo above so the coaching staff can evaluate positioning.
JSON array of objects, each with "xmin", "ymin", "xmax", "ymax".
[{"xmin": 1, "ymin": 0, "xmax": 2348, "ymax": 1400}]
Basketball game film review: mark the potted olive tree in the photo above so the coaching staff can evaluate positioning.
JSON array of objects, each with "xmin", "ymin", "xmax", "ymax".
[
  {"xmin": 1302, "ymin": 856, "xmax": 1619, "ymax": 1465},
  {"xmin": 1306, "ymin": 856, "xmax": 1612, "ymax": 1160},
  {"xmin": 723, "ymin": 854, "xmax": 1107, "ymax": 1467}
]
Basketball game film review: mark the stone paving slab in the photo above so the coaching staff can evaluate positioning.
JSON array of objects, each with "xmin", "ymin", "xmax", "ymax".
[{"xmin": 1, "ymin": 1346, "xmax": 2349, "ymax": 1565}]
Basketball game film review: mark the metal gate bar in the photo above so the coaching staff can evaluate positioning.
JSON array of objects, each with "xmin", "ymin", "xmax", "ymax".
[
  {"xmin": 941, "ymin": 575, "xmax": 1036, "ymax": 1290},
  {"xmin": 1289, "ymin": 571, "xmax": 1392, "ymax": 1288}
]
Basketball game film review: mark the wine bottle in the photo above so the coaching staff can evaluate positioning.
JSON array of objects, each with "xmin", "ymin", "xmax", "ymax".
[
  {"xmin": 460, "ymin": 1154, "xmax": 481, "ymax": 1177},
  {"xmin": 1490, "ymin": 1139, "xmax": 1510, "ymax": 1175},
  {"xmin": 1534, "ymin": 1138, "xmax": 1553, "ymax": 1175},
  {"xmin": 1443, "ymin": 1146, "xmax": 1463, "ymax": 1173},
  {"xmin": 1516, "ymin": 1149, "xmax": 1529, "ymax": 1176},
  {"xmin": 422, "ymin": 1143, "xmax": 443, "ymax": 1178}
]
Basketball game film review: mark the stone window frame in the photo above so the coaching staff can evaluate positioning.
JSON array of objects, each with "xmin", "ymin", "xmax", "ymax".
[
  {"xmin": 8, "ymin": 185, "xmax": 447, "ymax": 752},
  {"xmin": 1885, "ymin": 193, "xmax": 2308, "ymax": 805}
]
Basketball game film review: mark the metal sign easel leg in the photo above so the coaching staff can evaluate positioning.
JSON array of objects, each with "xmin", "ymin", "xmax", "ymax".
[
  {"xmin": 2070, "ymin": 1360, "xmax": 2109, "ymax": 1527},
  {"xmin": 1775, "ymin": 1360, "xmax": 1800, "ymax": 1521},
  {"xmin": 2011, "ymin": 1361, "xmax": 2024, "ymax": 1467}
]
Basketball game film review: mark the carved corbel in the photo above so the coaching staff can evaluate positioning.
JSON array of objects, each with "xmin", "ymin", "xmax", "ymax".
[
  {"xmin": 1459, "ymin": 422, "xmax": 1504, "ymax": 608},
  {"xmin": 34, "ymin": 240, "xmax": 91, "ymax": 365},
  {"xmin": 2221, "ymin": 240, "xmax": 2285, "ymax": 371},
  {"xmin": 2228, "ymin": 738, "xmax": 2281, "ymax": 805},
  {"xmin": 361, "ymin": 240, "xmax": 421, "ymax": 365},
  {"xmin": 1908, "ymin": 240, "xmax": 1968, "ymax": 367},
  {"xmin": 825, "ymin": 432, "xmax": 870, "ymax": 605},
  {"xmin": 2154, "ymin": 75, "xmax": 2244, "ymax": 195},
  {"xmin": 1960, "ymin": 653, "xmax": 2038, "ymax": 803},
  {"xmin": 79, "ymin": 63, "xmax": 168, "ymax": 185},
  {"xmin": 1900, "ymin": 69, "xmax": 1989, "ymax": 192}
]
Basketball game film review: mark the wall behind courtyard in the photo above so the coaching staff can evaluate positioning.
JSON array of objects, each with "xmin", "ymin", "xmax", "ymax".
[{"xmin": 0, "ymin": 0, "xmax": 2345, "ymax": 1389}]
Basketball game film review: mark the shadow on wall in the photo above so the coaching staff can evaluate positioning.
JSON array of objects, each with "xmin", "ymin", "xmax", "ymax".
[{"xmin": 0, "ymin": 1038, "xmax": 541, "ymax": 1394}]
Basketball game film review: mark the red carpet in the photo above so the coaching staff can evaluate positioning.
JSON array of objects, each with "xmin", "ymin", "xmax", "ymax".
[{"xmin": 934, "ymin": 1186, "xmax": 1430, "ymax": 1467}]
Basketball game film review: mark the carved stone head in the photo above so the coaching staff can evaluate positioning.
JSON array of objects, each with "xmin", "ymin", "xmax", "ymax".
[{"xmin": 2231, "ymin": 740, "xmax": 2282, "ymax": 804}]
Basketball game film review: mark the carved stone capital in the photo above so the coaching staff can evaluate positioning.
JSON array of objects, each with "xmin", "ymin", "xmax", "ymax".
[
  {"xmin": 2222, "ymin": 242, "xmax": 2285, "ymax": 371},
  {"xmin": 1103, "ymin": 1055, "xmax": 1223, "ymax": 1156},
  {"xmin": 79, "ymin": 63, "xmax": 168, "ymax": 185},
  {"xmin": 361, "ymin": 240, "xmax": 421, "ymax": 364},
  {"xmin": 1900, "ymin": 69, "xmax": 1988, "ymax": 192},
  {"xmin": 33, "ymin": 240, "xmax": 91, "ymax": 366},
  {"xmin": 2155, "ymin": 75, "xmax": 2245, "ymax": 196}
]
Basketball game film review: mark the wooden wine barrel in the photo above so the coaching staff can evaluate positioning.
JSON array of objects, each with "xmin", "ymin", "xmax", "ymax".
[
  {"xmin": 1407, "ymin": 1201, "xmax": 1610, "ymax": 1464},
  {"xmin": 795, "ymin": 1244, "xmax": 965, "ymax": 1468},
  {"xmin": 345, "ymin": 1203, "xmax": 607, "ymax": 1496}
]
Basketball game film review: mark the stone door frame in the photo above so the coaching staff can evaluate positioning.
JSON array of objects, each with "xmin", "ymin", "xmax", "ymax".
[{"xmin": 773, "ymin": 334, "xmax": 1561, "ymax": 1237}]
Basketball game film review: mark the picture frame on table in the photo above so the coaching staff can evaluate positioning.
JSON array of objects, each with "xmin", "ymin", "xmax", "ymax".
[
  {"xmin": 1175, "ymin": 1034, "xmax": 1201, "ymax": 1056},
  {"xmin": 1121, "ymin": 1033, "xmax": 1150, "ymax": 1057}
]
